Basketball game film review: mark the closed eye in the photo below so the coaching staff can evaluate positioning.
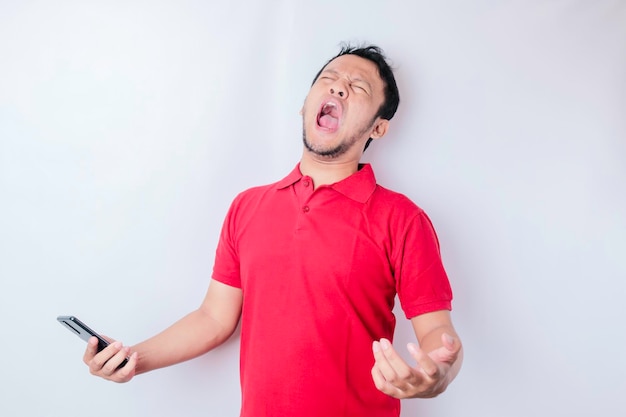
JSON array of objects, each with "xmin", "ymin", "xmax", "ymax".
[{"xmin": 352, "ymin": 83, "xmax": 370, "ymax": 95}]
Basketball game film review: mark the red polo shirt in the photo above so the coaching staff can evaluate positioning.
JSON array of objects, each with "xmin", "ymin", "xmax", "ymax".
[{"xmin": 212, "ymin": 163, "xmax": 452, "ymax": 417}]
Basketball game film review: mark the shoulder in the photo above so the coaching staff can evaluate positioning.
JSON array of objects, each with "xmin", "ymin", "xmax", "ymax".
[
  {"xmin": 228, "ymin": 179, "xmax": 284, "ymax": 214},
  {"xmin": 369, "ymin": 183, "xmax": 446, "ymax": 242},
  {"xmin": 370, "ymin": 183, "xmax": 424, "ymax": 216}
]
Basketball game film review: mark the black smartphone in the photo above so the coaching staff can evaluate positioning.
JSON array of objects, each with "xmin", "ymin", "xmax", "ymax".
[{"xmin": 57, "ymin": 315, "xmax": 128, "ymax": 369}]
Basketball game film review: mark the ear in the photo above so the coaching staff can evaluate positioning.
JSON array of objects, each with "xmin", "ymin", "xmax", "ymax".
[{"xmin": 369, "ymin": 118, "xmax": 389, "ymax": 140}]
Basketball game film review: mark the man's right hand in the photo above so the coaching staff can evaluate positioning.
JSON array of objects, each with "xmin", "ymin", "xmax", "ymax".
[{"xmin": 83, "ymin": 336, "xmax": 138, "ymax": 383}]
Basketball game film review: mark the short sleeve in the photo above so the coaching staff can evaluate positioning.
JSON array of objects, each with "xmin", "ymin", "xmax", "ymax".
[
  {"xmin": 395, "ymin": 211, "xmax": 453, "ymax": 319},
  {"xmin": 212, "ymin": 195, "xmax": 242, "ymax": 289}
]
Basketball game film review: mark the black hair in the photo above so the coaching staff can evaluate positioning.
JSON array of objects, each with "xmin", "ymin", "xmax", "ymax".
[{"xmin": 311, "ymin": 43, "xmax": 400, "ymax": 150}]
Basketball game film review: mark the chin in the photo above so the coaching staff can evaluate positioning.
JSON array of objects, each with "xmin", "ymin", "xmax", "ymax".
[{"xmin": 303, "ymin": 132, "xmax": 353, "ymax": 159}]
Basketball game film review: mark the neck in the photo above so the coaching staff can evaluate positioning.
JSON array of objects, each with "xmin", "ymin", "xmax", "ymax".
[{"xmin": 299, "ymin": 151, "xmax": 361, "ymax": 188}]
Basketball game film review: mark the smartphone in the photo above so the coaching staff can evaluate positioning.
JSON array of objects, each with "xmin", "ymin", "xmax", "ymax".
[{"xmin": 57, "ymin": 315, "xmax": 128, "ymax": 369}]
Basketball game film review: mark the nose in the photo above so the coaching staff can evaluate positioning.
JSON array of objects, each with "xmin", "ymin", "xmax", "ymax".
[
  {"xmin": 330, "ymin": 87, "xmax": 345, "ymax": 98},
  {"xmin": 329, "ymin": 80, "xmax": 347, "ymax": 98}
]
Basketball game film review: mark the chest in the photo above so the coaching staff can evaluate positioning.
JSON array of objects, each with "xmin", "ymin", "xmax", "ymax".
[{"xmin": 235, "ymin": 188, "xmax": 397, "ymax": 308}]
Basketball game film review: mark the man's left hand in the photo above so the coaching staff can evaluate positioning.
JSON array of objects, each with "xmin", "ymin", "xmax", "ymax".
[{"xmin": 371, "ymin": 333, "xmax": 460, "ymax": 399}]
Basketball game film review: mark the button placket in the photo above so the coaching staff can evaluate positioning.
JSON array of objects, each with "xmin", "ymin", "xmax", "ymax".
[
  {"xmin": 295, "ymin": 176, "xmax": 315, "ymax": 230},
  {"xmin": 299, "ymin": 176, "xmax": 314, "ymax": 214}
]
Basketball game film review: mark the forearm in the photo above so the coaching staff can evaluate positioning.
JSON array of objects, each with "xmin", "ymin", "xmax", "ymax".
[{"xmin": 132, "ymin": 308, "xmax": 236, "ymax": 375}]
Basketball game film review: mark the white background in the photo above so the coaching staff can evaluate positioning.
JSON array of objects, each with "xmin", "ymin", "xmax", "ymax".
[{"xmin": 1, "ymin": 1, "xmax": 625, "ymax": 416}]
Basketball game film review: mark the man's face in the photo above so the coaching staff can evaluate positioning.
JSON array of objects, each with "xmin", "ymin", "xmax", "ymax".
[{"xmin": 301, "ymin": 54, "xmax": 388, "ymax": 159}]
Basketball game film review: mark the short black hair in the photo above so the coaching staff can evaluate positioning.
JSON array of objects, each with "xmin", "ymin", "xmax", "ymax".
[{"xmin": 312, "ymin": 43, "xmax": 400, "ymax": 150}]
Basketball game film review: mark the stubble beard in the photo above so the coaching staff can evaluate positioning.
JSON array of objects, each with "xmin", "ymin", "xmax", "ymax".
[{"xmin": 302, "ymin": 117, "xmax": 376, "ymax": 159}]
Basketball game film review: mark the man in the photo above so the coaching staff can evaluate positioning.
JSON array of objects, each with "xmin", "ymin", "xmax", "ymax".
[{"xmin": 84, "ymin": 44, "xmax": 463, "ymax": 416}]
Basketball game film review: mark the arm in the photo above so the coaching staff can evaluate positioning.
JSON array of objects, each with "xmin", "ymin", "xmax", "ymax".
[
  {"xmin": 83, "ymin": 279, "xmax": 242, "ymax": 383},
  {"xmin": 371, "ymin": 310, "xmax": 463, "ymax": 399}
]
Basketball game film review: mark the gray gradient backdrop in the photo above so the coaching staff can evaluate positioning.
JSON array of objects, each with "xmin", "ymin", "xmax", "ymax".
[{"xmin": 1, "ymin": 1, "xmax": 625, "ymax": 416}]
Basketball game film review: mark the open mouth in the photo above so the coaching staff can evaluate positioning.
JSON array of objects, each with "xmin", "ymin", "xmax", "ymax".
[{"xmin": 316, "ymin": 100, "xmax": 341, "ymax": 131}]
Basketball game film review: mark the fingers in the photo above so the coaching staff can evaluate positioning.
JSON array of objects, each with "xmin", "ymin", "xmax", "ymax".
[
  {"xmin": 372, "ymin": 337, "xmax": 458, "ymax": 399},
  {"xmin": 371, "ymin": 338, "xmax": 422, "ymax": 398},
  {"xmin": 82, "ymin": 336, "xmax": 100, "ymax": 364},
  {"xmin": 104, "ymin": 349, "xmax": 137, "ymax": 382},
  {"xmin": 407, "ymin": 343, "xmax": 439, "ymax": 378},
  {"xmin": 373, "ymin": 339, "xmax": 412, "ymax": 384},
  {"xmin": 426, "ymin": 333, "xmax": 461, "ymax": 364},
  {"xmin": 85, "ymin": 339, "xmax": 136, "ymax": 383},
  {"xmin": 371, "ymin": 339, "xmax": 399, "ymax": 397}
]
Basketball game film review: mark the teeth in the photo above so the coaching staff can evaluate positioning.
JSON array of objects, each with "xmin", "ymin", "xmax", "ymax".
[{"xmin": 322, "ymin": 102, "xmax": 337, "ymax": 115}]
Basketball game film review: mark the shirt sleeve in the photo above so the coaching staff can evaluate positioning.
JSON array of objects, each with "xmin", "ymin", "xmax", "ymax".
[
  {"xmin": 212, "ymin": 195, "xmax": 242, "ymax": 289},
  {"xmin": 395, "ymin": 210, "xmax": 453, "ymax": 319}
]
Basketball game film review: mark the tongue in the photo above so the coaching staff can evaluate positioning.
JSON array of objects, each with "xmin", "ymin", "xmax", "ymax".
[{"xmin": 319, "ymin": 114, "xmax": 338, "ymax": 130}]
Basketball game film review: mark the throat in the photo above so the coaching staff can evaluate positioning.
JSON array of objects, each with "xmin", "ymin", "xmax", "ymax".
[{"xmin": 299, "ymin": 157, "xmax": 359, "ymax": 188}]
